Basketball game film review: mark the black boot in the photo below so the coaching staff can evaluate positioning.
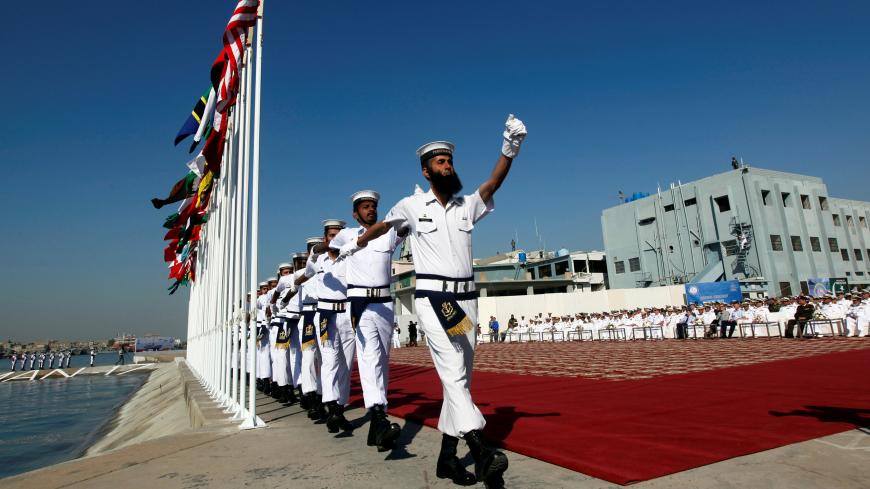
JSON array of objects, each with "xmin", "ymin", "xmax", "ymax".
[
  {"xmin": 306, "ymin": 393, "xmax": 319, "ymax": 419},
  {"xmin": 308, "ymin": 394, "xmax": 327, "ymax": 422},
  {"xmin": 286, "ymin": 386, "xmax": 298, "ymax": 405},
  {"xmin": 436, "ymin": 434, "xmax": 476, "ymax": 486},
  {"xmin": 327, "ymin": 402, "xmax": 353, "ymax": 433},
  {"xmin": 325, "ymin": 401, "xmax": 340, "ymax": 433},
  {"xmin": 298, "ymin": 388, "xmax": 310, "ymax": 410},
  {"xmin": 256, "ymin": 379, "xmax": 263, "ymax": 392},
  {"xmin": 369, "ymin": 404, "xmax": 400, "ymax": 452},
  {"xmin": 278, "ymin": 385, "xmax": 289, "ymax": 404},
  {"xmin": 263, "ymin": 380, "xmax": 272, "ymax": 396},
  {"xmin": 271, "ymin": 382, "xmax": 281, "ymax": 399},
  {"xmin": 464, "ymin": 430, "xmax": 508, "ymax": 489}
]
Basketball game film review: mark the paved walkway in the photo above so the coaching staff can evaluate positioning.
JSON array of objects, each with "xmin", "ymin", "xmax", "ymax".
[{"xmin": 4, "ymin": 392, "xmax": 868, "ymax": 488}]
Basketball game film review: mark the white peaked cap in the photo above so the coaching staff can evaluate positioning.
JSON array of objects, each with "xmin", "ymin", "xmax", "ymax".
[
  {"xmin": 351, "ymin": 190, "xmax": 380, "ymax": 204},
  {"xmin": 306, "ymin": 236, "xmax": 324, "ymax": 245},
  {"xmin": 322, "ymin": 219, "xmax": 346, "ymax": 229},
  {"xmin": 258, "ymin": 281, "xmax": 268, "ymax": 287},
  {"xmin": 292, "ymin": 252, "xmax": 309, "ymax": 259},
  {"xmin": 277, "ymin": 262, "xmax": 292, "ymax": 270},
  {"xmin": 416, "ymin": 141, "xmax": 455, "ymax": 159}
]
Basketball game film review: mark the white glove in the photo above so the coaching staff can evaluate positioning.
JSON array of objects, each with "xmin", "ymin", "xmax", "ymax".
[
  {"xmin": 339, "ymin": 237, "xmax": 361, "ymax": 258},
  {"xmin": 501, "ymin": 113, "xmax": 527, "ymax": 158}
]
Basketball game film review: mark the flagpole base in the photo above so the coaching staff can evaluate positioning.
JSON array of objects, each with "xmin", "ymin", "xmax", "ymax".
[{"xmin": 240, "ymin": 415, "xmax": 266, "ymax": 430}]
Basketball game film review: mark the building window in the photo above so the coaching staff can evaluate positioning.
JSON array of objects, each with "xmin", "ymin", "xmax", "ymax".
[
  {"xmin": 829, "ymin": 237, "xmax": 839, "ymax": 252},
  {"xmin": 833, "ymin": 214, "xmax": 841, "ymax": 226},
  {"xmin": 857, "ymin": 271, "xmax": 865, "ymax": 276},
  {"xmin": 663, "ymin": 204, "xmax": 674, "ymax": 212},
  {"xmin": 846, "ymin": 271, "xmax": 851, "ymax": 276},
  {"xmin": 629, "ymin": 257, "xmax": 641, "ymax": 272},
  {"xmin": 841, "ymin": 249, "xmax": 850, "ymax": 261},
  {"xmin": 538, "ymin": 265, "xmax": 552, "ymax": 278},
  {"xmin": 714, "ymin": 195, "xmax": 731, "ymax": 212},
  {"xmin": 810, "ymin": 236, "xmax": 821, "ymax": 252},
  {"xmin": 573, "ymin": 260, "xmax": 587, "ymax": 273},
  {"xmin": 781, "ymin": 192, "xmax": 791, "ymax": 207},
  {"xmin": 856, "ymin": 249, "xmax": 864, "ymax": 261},
  {"xmin": 555, "ymin": 261, "xmax": 569, "ymax": 276},
  {"xmin": 800, "ymin": 194, "xmax": 811, "ymax": 210},
  {"xmin": 761, "ymin": 190, "xmax": 771, "ymax": 206},
  {"xmin": 779, "ymin": 282, "xmax": 792, "ymax": 297},
  {"xmin": 819, "ymin": 196, "xmax": 829, "ymax": 210},
  {"xmin": 800, "ymin": 281, "xmax": 809, "ymax": 295},
  {"xmin": 846, "ymin": 215, "xmax": 854, "ymax": 229},
  {"xmin": 860, "ymin": 216, "xmax": 867, "ymax": 228},
  {"xmin": 614, "ymin": 261, "xmax": 625, "ymax": 274},
  {"xmin": 684, "ymin": 197, "xmax": 697, "ymax": 207},
  {"xmin": 770, "ymin": 235, "xmax": 783, "ymax": 251},
  {"xmin": 791, "ymin": 236, "xmax": 803, "ymax": 252}
]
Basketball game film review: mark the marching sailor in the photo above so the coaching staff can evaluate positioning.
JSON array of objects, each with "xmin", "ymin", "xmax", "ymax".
[
  {"xmin": 10, "ymin": 353, "xmax": 17, "ymax": 371},
  {"xmin": 255, "ymin": 281, "xmax": 273, "ymax": 395},
  {"xmin": 264, "ymin": 276, "xmax": 282, "ymax": 398},
  {"xmin": 89, "ymin": 348, "xmax": 96, "ymax": 367},
  {"xmin": 294, "ymin": 237, "xmax": 327, "ymax": 421},
  {"xmin": 307, "ymin": 219, "xmax": 357, "ymax": 434},
  {"xmin": 270, "ymin": 263, "xmax": 295, "ymax": 404},
  {"xmin": 330, "ymin": 190, "xmax": 406, "ymax": 450},
  {"xmin": 341, "ymin": 114, "xmax": 527, "ymax": 488},
  {"xmin": 48, "ymin": 351, "xmax": 56, "ymax": 369},
  {"xmin": 64, "ymin": 351, "xmax": 72, "ymax": 368},
  {"xmin": 28, "ymin": 352, "xmax": 36, "ymax": 370},
  {"xmin": 277, "ymin": 252, "xmax": 311, "ymax": 405},
  {"xmin": 38, "ymin": 352, "xmax": 45, "ymax": 370}
]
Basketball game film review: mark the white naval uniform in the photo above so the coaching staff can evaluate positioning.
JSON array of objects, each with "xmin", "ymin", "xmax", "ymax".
[
  {"xmin": 280, "ymin": 271, "xmax": 305, "ymax": 387},
  {"xmin": 266, "ymin": 287, "xmax": 281, "ymax": 383},
  {"xmin": 333, "ymin": 226, "xmax": 405, "ymax": 409},
  {"xmin": 299, "ymin": 255, "xmax": 323, "ymax": 395},
  {"xmin": 330, "ymin": 226, "xmax": 404, "ymax": 409},
  {"xmin": 311, "ymin": 253, "xmax": 356, "ymax": 406},
  {"xmin": 255, "ymin": 294, "xmax": 272, "ymax": 380},
  {"xmin": 383, "ymin": 188, "xmax": 492, "ymax": 437}
]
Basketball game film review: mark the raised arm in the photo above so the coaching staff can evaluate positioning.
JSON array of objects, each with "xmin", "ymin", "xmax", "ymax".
[{"xmin": 479, "ymin": 114, "xmax": 527, "ymax": 204}]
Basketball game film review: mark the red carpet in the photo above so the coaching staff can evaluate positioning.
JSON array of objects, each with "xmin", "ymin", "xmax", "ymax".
[{"xmin": 370, "ymin": 346, "xmax": 870, "ymax": 485}]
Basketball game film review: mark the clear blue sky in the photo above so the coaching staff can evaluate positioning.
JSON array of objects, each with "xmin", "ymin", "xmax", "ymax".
[{"xmin": 1, "ymin": 0, "xmax": 867, "ymax": 341}]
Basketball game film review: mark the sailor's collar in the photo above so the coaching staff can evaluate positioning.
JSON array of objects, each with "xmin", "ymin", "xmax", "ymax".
[{"xmin": 422, "ymin": 188, "xmax": 464, "ymax": 207}]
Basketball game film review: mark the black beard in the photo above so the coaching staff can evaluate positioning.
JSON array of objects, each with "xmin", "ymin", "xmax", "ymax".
[
  {"xmin": 362, "ymin": 213, "xmax": 377, "ymax": 226},
  {"xmin": 430, "ymin": 170, "xmax": 463, "ymax": 196}
]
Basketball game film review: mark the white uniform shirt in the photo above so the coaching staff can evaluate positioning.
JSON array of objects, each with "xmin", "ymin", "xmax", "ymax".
[
  {"xmin": 383, "ymin": 189, "xmax": 493, "ymax": 281},
  {"xmin": 255, "ymin": 294, "xmax": 268, "ymax": 322},
  {"xmin": 317, "ymin": 255, "xmax": 348, "ymax": 301},
  {"xmin": 332, "ymin": 226, "xmax": 404, "ymax": 288},
  {"xmin": 301, "ymin": 253, "xmax": 325, "ymax": 304}
]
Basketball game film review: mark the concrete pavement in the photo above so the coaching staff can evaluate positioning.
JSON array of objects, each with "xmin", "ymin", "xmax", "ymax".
[{"xmin": 3, "ymin": 390, "xmax": 868, "ymax": 489}]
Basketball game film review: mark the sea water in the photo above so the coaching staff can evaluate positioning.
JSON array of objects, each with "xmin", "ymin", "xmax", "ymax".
[{"xmin": 0, "ymin": 370, "xmax": 146, "ymax": 479}]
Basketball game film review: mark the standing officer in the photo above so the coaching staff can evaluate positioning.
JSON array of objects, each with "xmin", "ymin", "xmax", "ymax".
[
  {"xmin": 341, "ymin": 114, "xmax": 527, "ymax": 489},
  {"xmin": 89, "ymin": 348, "xmax": 96, "ymax": 367},
  {"xmin": 331, "ymin": 190, "xmax": 407, "ymax": 450}
]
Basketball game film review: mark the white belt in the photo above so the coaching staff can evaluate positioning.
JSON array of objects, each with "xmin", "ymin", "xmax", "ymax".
[
  {"xmin": 317, "ymin": 300, "xmax": 347, "ymax": 311},
  {"xmin": 347, "ymin": 286, "xmax": 390, "ymax": 298},
  {"xmin": 416, "ymin": 278, "xmax": 475, "ymax": 293},
  {"xmin": 302, "ymin": 304, "xmax": 316, "ymax": 312}
]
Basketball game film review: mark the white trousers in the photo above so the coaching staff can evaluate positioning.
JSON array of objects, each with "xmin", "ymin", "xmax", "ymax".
[
  {"xmin": 846, "ymin": 315, "xmax": 869, "ymax": 336},
  {"xmin": 256, "ymin": 322, "xmax": 272, "ymax": 380},
  {"xmin": 269, "ymin": 325, "xmax": 280, "ymax": 382},
  {"xmin": 415, "ymin": 297, "xmax": 486, "ymax": 438},
  {"xmin": 287, "ymin": 316, "xmax": 303, "ymax": 387},
  {"xmin": 355, "ymin": 302, "xmax": 394, "ymax": 409},
  {"xmin": 392, "ymin": 331, "xmax": 402, "ymax": 348},
  {"xmin": 300, "ymin": 312, "xmax": 322, "ymax": 395},
  {"xmin": 320, "ymin": 309, "xmax": 356, "ymax": 405}
]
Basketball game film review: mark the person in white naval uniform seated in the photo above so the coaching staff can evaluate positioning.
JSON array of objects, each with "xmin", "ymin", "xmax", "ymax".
[
  {"xmin": 331, "ymin": 190, "xmax": 407, "ymax": 451},
  {"xmin": 341, "ymin": 114, "xmax": 527, "ymax": 489}
]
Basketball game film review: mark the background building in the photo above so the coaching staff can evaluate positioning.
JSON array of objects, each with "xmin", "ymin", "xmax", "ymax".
[{"xmin": 601, "ymin": 165, "xmax": 870, "ymax": 297}]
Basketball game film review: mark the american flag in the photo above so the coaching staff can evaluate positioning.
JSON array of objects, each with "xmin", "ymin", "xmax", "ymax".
[{"xmin": 203, "ymin": 0, "xmax": 259, "ymax": 172}]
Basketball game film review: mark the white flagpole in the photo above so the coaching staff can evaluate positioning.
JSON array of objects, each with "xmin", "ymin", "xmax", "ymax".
[
  {"xmin": 237, "ymin": 42, "xmax": 253, "ymax": 421},
  {"xmin": 242, "ymin": 0, "xmax": 266, "ymax": 430}
]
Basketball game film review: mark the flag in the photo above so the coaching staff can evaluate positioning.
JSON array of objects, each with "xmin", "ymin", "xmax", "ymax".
[
  {"xmin": 151, "ymin": 171, "xmax": 199, "ymax": 209},
  {"xmin": 174, "ymin": 87, "xmax": 213, "ymax": 151},
  {"xmin": 204, "ymin": 1, "xmax": 259, "ymax": 171}
]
